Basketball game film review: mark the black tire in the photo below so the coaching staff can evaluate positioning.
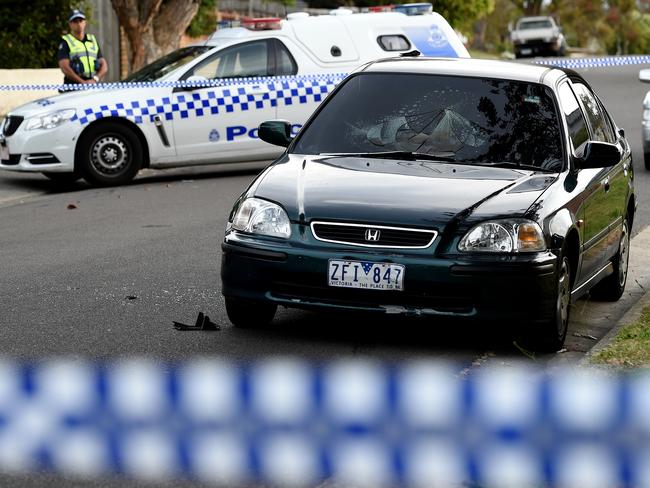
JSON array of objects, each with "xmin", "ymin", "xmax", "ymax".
[
  {"xmin": 42, "ymin": 172, "xmax": 81, "ymax": 184},
  {"xmin": 591, "ymin": 219, "xmax": 630, "ymax": 302},
  {"xmin": 522, "ymin": 252, "xmax": 571, "ymax": 353},
  {"xmin": 644, "ymin": 150, "xmax": 650, "ymax": 170},
  {"xmin": 78, "ymin": 122, "xmax": 142, "ymax": 187},
  {"xmin": 225, "ymin": 297, "xmax": 277, "ymax": 328}
]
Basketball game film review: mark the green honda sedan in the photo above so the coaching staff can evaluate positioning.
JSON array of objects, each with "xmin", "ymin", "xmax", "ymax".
[{"xmin": 221, "ymin": 57, "xmax": 635, "ymax": 352}]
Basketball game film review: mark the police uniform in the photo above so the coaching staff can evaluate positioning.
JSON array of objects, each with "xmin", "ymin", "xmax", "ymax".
[{"xmin": 57, "ymin": 33, "xmax": 104, "ymax": 85}]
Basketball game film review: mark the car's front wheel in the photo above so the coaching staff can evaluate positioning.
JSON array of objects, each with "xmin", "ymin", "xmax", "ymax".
[
  {"xmin": 225, "ymin": 297, "xmax": 277, "ymax": 328},
  {"xmin": 591, "ymin": 219, "xmax": 630, "ymax": 301},
  {"xmin": 525, "ymin": 253, "xmax": 571, "ymax": 352},
  {"xmin": 78, "ymin": 122, "xmax": 142, "ymax": 187}
]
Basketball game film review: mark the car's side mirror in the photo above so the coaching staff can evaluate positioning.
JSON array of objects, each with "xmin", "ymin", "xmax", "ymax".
[
  {"xmin": 258, "ymin": 120, "xmax": 293, "ymax": 147},
  {"xmin": 640, "ymin": 69, "xmax": 650, "ymax": 83},
  {"xmin": 576, "ymin": 141, "xmax": 621, "ymax": 169}
]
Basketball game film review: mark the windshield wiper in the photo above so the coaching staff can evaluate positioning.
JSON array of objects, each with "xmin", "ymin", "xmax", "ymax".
[
  {"xmin": 320, "ymin": 151, "xmax": 457, "ymax": 162},
  {"xmin": 472, "ymin": 161, "xmax": 556, "ymax": 173}
]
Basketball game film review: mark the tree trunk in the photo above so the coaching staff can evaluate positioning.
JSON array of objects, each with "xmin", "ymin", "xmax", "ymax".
[{"xmin": 110, "ymin": 0, "xmax": 200, "ymax": 74}]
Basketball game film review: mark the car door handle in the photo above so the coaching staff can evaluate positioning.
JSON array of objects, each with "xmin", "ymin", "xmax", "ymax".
[
  {"xmin": 245, "ymin": 85, "xmax": 269, "ymax": 96},
  {"xmin": 602, "ymin": 177, "xmax": 610, "ymax": 191}
]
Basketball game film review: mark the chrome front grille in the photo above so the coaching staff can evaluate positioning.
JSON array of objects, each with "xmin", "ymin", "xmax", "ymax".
[{"xmin": 311, "ymin": 222, "xmax": 437, "ymax": 249}]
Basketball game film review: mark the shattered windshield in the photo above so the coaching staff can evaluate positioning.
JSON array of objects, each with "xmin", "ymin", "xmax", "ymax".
[{"xmin": 292, "ymin": 72, "xmax": 564, "ymax": 171}]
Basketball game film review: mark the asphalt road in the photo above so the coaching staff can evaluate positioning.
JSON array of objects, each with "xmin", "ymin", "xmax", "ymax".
[{"xmin": 0, "ymin": 62, "xmax": 649, "ymax": 367}]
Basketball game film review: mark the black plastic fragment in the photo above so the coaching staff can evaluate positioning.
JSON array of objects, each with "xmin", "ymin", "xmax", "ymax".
[{"xmin": 173, "ymin": 312, "xmax": 220, "ymax": 331}]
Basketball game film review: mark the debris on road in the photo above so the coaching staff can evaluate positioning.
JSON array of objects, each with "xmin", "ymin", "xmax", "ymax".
[
  {"xmin": 125, "ymin": 295, "xmax": 138, "ymax": 300},
  {"xmin": 66, "ymin": 203, "xmax": 77, "ymax": 209},
  {"xmin": 173, "ymin": 312, "xmax": 220, "ymax": 331},
  {"xmin": 572, "ymin": 332, "xmax": 598, "ymax": 341}
]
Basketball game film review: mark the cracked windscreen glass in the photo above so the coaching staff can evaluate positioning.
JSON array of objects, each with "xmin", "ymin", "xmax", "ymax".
[{"xmin": 292, "ymin": 72, "xmax": 564, "ymax": 171}]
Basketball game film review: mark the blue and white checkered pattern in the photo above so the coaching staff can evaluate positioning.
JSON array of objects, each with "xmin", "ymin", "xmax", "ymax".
[
  {"xmin": 68, "ymin": 74, "xmax": 346, "ymax": 126},
  {"xmin": 0, "ymin": 359, "xmax": 649, "ymax": 487},
  {"xmin": 534, "ymin": 54, "xmax": 650, "ymax": 70},
  {"xmin": 0, "ymin": 73, "xmax": 349, "ymax": 92}
]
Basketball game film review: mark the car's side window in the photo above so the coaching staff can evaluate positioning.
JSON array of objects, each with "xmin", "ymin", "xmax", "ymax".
[
  {"xmin": 572, "ymin": 83, "xmax": 616, "ymax": 143},
  {"xmin": 558, "ymin": 81, "xmax": 589, "ymax": 153},
  {"xmin": 273, "ymin": 39, "xmax": 298, "ymax": 76},
  {"xmin": 192, "ymin": 40, "xmax": 271, "ymax": 79},
  {"xmin": 377, "ymin": 35, "xmax": 411, "ymax": 51}
]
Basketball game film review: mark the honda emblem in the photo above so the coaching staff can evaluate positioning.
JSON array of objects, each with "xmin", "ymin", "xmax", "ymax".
[{"xmin": 365, "ymin": 228, "xmax": 381, "ymax": 242}]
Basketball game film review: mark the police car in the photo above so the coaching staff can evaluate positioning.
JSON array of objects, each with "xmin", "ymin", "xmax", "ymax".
[{"xmin": 0, "ymin": 5, "xmax": 468, "ymax": 186}]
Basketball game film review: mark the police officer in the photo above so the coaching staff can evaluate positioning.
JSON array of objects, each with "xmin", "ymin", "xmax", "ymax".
[{"xmin": 57, "ymin": 9, "xmax": 108, "ymax": 87}]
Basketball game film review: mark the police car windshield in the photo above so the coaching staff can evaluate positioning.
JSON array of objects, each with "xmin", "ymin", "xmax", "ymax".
[
  {"xmin": 292, "ymin": 72, "xmax": 563, "ymax": 172},
  {"xmin": 123, "ymin": 46, "xmax": 212, "ymax": 82}
]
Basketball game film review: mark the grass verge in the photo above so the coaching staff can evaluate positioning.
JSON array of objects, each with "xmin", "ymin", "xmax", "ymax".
[{"xmin": 592, "ymin": 306, "xmax": 650, "ymax": 367}]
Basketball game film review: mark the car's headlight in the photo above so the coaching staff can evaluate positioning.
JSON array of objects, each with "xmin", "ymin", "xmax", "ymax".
[
  {"xmin": 25, "ymin": 109, "xmax": 76, "ymax": 131},
  {"xmin": 458, "ymin": 219, "xmax": 545, "ymax": 253},
  {"xmin": 231, "ymin": 197, "xmax": 291, "ymax": 238}
]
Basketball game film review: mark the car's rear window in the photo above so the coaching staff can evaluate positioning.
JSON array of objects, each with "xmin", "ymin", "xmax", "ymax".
[{"xmin": 292, "ymin": 72, "xmax": 563, "ymax": 171}]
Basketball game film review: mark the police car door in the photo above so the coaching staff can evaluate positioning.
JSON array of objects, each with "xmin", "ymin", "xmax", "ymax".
[{"xmin": 172, "ymin": 40, "xmax": 277, "ymax": 162}]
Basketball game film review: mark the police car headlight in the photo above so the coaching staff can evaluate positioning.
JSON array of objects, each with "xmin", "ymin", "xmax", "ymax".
[
  {"xmin": 26, "ymin": 109, "xmax": 76, "ymax": 131},
  {"xmin": 231, "ymin": 198, "xmax": 291, "ymax": 239},
  {"xmin": 458, "ymin": 219, "xmax": 546, "ymax": 253}
]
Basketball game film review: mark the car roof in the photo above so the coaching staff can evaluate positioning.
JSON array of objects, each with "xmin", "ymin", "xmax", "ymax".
[
  {"xmin": 518, "ymin": 16, "xmax": 554, "ymax": 22},
  {"xmin": 359, "ymin": 57, "xmax": 571, "ymax": 85}
]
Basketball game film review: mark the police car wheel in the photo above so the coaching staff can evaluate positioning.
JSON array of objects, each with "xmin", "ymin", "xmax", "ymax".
[
  {"xmin": 42, "ymin": 172, "xmax": 81, "ymax": 184},
  {"xmin": 79, "ymin": 123, "xmax": 142, "ymax": 186}
]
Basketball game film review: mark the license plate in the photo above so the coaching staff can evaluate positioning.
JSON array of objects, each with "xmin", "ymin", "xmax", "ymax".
[
  {"xmin": 0, "ymin": 145, "xmax": 8, "ymax": 161},
  {"xmin": 328, "ymin": 260, "xmax": 404, "ymax": 291},
  {"xmin": 521, "ymin": 48, "xmax": 532, "ymax": 55}
]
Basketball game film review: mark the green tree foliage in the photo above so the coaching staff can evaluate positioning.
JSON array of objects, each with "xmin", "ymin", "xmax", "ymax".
[
  {"xmin": 548, "ymin": 0, "xmax": 611, "ymax": 51},
  {"xmin": 186, "ymin": 0, "xmax": 218, "ymax": 37},
  {"xmin": 604, "ymin": 0, "xmax": 650, "ymax": 54},
  {"xmin": 0, "ymin": 0, "xmax": 89, "ymax": 69},
  {"xmin": 434, "ymin": 0, "xmax": 495, "ymax": 32},
  {"xmin": 478, "ymin": 0, "xmax": 518, "ymax": 52}
]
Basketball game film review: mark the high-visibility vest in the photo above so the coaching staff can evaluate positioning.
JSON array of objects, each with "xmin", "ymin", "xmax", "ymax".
[{"xmin": 62, "ymin": 33, "xmax": 99, "ymax": 78}]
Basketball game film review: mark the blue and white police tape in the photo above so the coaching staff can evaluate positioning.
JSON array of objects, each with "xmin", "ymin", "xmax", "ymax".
[
  {"xmin": 534, "ymin": 54, "xmax": 650, "ymax": 70},
  {"xmin": 2, "ymin": 54, "xmax": 650, "ymax": 93},
  {"xmin": 0, "ymin": 73, "xmax": 350, "ymax": 92},
  {"xmin": 0, "ymin": 358, "xmax": 649, "ymax": 487}
]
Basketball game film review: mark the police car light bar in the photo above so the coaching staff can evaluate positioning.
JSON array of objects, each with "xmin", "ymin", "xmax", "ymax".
[
  {"xmin": 216, "ymin": 19, "xmax": 241, "ymax": 29},
  {"xmin": 366, "ymin": 5, "xmax": 394, "ymax": 12},
  {"xmin": 393, "ymin": 2, "xmax": 433, "ymax": 15},
  {"xmin": 241, "ymin": 17, "xmax": 282, "ymax": 30}
]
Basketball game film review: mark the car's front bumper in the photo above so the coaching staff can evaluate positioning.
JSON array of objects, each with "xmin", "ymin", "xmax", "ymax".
[
  {"xmin": 221, "ymin": 231, "xmax": 559, "ymax": 324},
  {"xmin": 515, "ymin": 40, "xmax": 562, "ymax": 57},
  {"xmin": 0, "ymin": 119, "xmax": 78, "ymax": 173}
]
